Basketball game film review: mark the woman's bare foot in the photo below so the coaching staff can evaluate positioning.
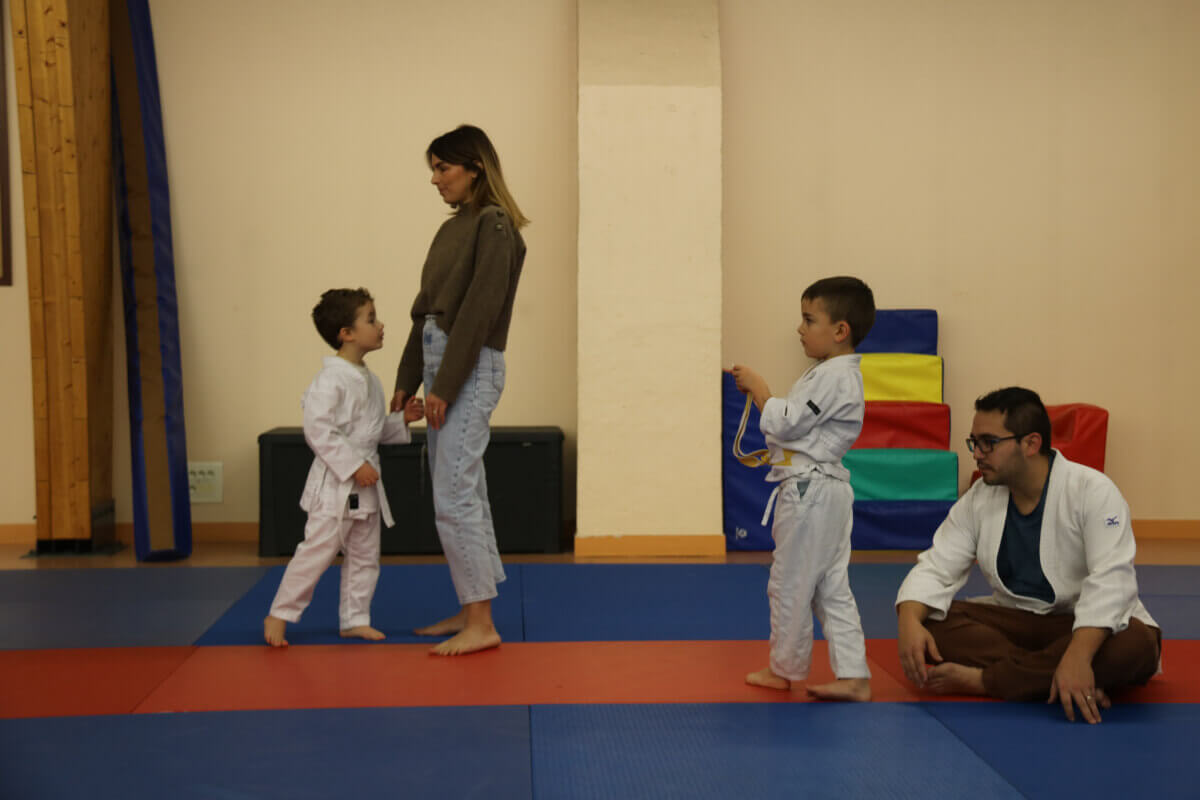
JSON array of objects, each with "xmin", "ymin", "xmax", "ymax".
[
  {"xmin": 340, "ymin": 625, "xmax": 385, "ymax": 641},
  {"xmin": 430, "ymin": 624, "xmax": 501, "ymax": 656},
  {"xmin": 746, "ymin": 667, "xmax": 791, "ymax": 690},
  {"xmin": 925, "ymin": 662, "xmax": 986, "ymax": 696},
  {"xmin": 415, "ymin": 609, "xmax": 468, "ymax": 636},
  {"xmin": 806, "ymin": 678, "xmax": 871, "ymax": 702},
  {"xmin": 263, "ymin": 616, "xmax": 288, "ymax": 647}
]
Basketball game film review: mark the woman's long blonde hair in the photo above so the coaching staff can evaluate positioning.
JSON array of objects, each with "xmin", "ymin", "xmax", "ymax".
[{"xmin": 427, "ymin": 125, "xmax": 529, "ymax": 229}]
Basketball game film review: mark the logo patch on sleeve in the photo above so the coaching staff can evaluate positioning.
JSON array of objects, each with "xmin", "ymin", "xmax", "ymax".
[
  {"xmin": 1105, "ymin": 516, "xmax": 1120, "ymax": 527},
  {"xmin": 807, "ymin": 400, "xmax": 821, "ymax": 415}
]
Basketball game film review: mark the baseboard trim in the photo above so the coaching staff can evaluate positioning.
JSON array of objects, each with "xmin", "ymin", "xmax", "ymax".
[
  {"xmin": 0, "ymin": 524, "xmax": 35, "ymax": 544},
  {"xmin": 114, "ymin": 522, "xmax": 260, "ymax": 543},
  {"xmin": 574, "ymin": 534, "xmax": 726, "ymax": 558},
  {"xmin": 7, "ymin": 519, "xmax": 1198, "ymax": 549},
  {"xmin": 1134, "ymin": 520, "xmax": 1200, "ymax": 539}
]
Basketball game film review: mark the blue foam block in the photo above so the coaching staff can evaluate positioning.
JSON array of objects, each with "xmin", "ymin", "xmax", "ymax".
[
  {"xmin": 925, "ymin": 702, "xmax": 1200, "ymax": 800},
  {"xmin": 0, "ymin": 567, "xmax": 268, "ymax": 650},
  {"xmin": 531, "ymin": 703, "xmax": 1021, "ymax": 800},
  {"xmin": 194, "ymin": 564, "xmax": 524, "ymax": 645},
  {"xmin": 852, "ymin": 500, "xmax": 955, "ymax": 550},
  {"xmin": 722, "ymin": 371, "xmax": 775, "ymax": 551},
  {"xmin": 856, "ymin": 308, "xmax": 939, "ymax": 355},
  {"xmin": 0, "ymin": 706, "xmax": 531, "ymax": 799}
]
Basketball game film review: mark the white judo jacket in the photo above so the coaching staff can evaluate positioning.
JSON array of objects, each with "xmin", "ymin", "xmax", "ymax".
[
  {"xmin": 896, "ymin": 451, "xmax": 1157, "ymax": 634},
  {"xmin": 298, "ymin": 356, "xmax": 412, "ymax": 528},
  {"xmin": 759, "ymin": 353, "xmax": 865, "ymax": 484}
]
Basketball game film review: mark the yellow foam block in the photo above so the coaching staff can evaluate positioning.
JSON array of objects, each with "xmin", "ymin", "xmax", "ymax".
[{"xmin": 860, "ymin": 354, "xmax": 943, "ymax": 403}]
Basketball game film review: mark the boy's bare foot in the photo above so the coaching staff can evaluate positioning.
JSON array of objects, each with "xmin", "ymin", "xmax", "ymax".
[
  {"xmin": 745, "ymin": 667, "xmax": 791, "ymax": 690},
  {"xmin": 340, "ymin": 625, "xmax": 385, "ymax": 641},
  {"xmin": 430, "ymin": 625, "xmax": 501, "ymax": 656},
  {"xmin": 806, "ymin": 678, "xmax": 871, "ymax": 702},
  {"xmin": 415, "ymin": 609, "xmax": 468, "ymax": 636},
  {"xmin": 263, "ymin": 616, "xmax": 288, "ymax": 647},
  {"xmin": 925, "ymin": 662, "xmax": 986, "ymax": 696}
]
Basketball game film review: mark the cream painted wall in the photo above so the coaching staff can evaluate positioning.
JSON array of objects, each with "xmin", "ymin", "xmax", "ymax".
[
  {"xmin": 0, "ymin": 0, "xmax": 35, "ymax": 526},
  {"xmin": 5, "ymin": 1, "xmax": 1199, "ymax": 531},
  {"xmin": 5, "ymin": 0, "xmax": 579, "ymax": 531},
  {"xmin": 721, "ymin": 0, "xmax": 1200, "ymax": 518},
  {"xmin": 121, "ymin": 0, "xmax": 579, "ymax": 527}
]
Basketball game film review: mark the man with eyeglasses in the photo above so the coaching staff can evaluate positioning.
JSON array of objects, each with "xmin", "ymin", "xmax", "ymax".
[{"xmin": 895, "ymin": 387, "xmax": 1160, "ymax": 723}]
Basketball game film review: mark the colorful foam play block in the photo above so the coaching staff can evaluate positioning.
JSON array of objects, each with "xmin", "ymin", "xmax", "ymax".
[
  {"xmin": 857, "ymin": 309, "xmax": 938, "ymax": 356},
  {"xmin": 1048, "ymin": 403, "xmax": 1109, "ymax": 472},
  {"xmin": 855, "ymin": 402, "xmax": 951, "ymax": 450},
  {"xmin": 843, "ymin": 449, "xmax": 958, "ymax": 501},
  {"xmin": 860, "ymin": 354, "xmax": 943, "ymax": 403},
  {"xmin": 852, "ymin": 500, "xmax": 955, "ymax": 550}
]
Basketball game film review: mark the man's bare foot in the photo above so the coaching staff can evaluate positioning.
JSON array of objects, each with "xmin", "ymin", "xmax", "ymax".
[
  {"xmin": 925, "ymin": 662, "xmax": 986, "ymax": 696},
  {"xmin": 415, "ymin": 609, "xmax": 468, "ymax": 636},
  {"xmin": 430, "ymin": 625, "xmax": 501, "ymax": 656},
  {"xmin": 806, "ymin": 678, "xmax": 871, "ymax": 702},
  {"xmin": 340, "ymin": 625, "xmax": 385, "ymax": 641},
  {"xmin": 745, "ymin": 667, "xmax": 791, "ymax": 690},
  {"xmin": 263, "ymin": 616, "xmax": 288, "ymax": 647}
]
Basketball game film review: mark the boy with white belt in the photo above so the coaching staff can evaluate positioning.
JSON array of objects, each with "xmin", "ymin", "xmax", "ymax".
[
  {"xmin": 730, "ymin": 276, "xmax": 875, "ymax": 701},
  {"xmin": 264, "ymin": 288, "xmax": 423, "ymax": 647}
]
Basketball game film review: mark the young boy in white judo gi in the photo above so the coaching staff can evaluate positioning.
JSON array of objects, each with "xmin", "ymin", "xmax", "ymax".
[
  {"xmin": 264, "ymin": 288, "xmax": 424, "ymax": 647},
  {"xmin": 730, "ymin": 276, "xmax": 875, "ymax": 700}
]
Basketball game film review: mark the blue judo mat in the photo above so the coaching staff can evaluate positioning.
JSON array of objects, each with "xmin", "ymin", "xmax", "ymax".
[
  {"xmin": 5, "ymin": 563, "xmax": 1198, "ymax": 650},
  {"xmin": 0, "ymin": 706, "xmax": 531, "ymax": 800},
  {"xmin": 4, "ymin": 700, "xmax": 1198, "ymax": 799},
  {"xmin": 194, "ymin": 564, "xmax": 525, "ymax": 645},
  {"xmin": 0, "ymin": 568, "xmax": 268, "ymax": 649}
]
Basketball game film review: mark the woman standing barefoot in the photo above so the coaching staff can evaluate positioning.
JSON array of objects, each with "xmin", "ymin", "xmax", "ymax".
[{"xmin": 391, "ymin": 125, "xmax": 528, "ymax": 655}]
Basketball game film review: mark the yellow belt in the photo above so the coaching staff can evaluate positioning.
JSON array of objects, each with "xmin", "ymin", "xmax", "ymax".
[{"xmin": 732, "ymin": 393, "xmax": 794, "ymax": 468}]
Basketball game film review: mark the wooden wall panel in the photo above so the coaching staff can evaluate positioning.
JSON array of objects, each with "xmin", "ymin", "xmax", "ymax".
[{"xmin": 9, "ymin": 0, "xmax": 112, "ymax": 545}]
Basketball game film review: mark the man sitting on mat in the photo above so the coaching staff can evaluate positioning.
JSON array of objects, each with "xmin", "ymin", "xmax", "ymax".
[{"xmin": 895, "ymin": 386, "xmax": 1160, "ymax": 723}]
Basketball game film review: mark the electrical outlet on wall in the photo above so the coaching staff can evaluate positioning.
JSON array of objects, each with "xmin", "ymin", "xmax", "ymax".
[{"xmin": 188, "ymin": 462, "xmax": 223, "ymax": 503}]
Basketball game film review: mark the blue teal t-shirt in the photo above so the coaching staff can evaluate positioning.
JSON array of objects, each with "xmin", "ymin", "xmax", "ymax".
[{"xmin": 996, "ymin": 453, "xmax": 1056, "ymax": 604}]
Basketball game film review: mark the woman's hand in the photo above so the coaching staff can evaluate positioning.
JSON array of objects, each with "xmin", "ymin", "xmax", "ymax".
[
  {"xmin": 425, "ymin": 392, "xmax": 449, "ymax": 430},
  {"xmin": 390, "ymin": 390, "xmax": 408, "ymax": 413},
  {"xmin": 403, "ymin": 396, "xmax": 425, "ymax": 423}
]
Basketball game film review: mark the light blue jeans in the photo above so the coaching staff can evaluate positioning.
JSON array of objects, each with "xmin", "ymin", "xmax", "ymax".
[{"xmin": 423, "ymin": 317, "xmax": 507, "ymax": 605}]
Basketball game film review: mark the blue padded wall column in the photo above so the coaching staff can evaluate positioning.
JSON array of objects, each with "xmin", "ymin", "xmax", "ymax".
[{"xmin": 111, "ymin": 0, "xmax": 191, "ymax": 560}]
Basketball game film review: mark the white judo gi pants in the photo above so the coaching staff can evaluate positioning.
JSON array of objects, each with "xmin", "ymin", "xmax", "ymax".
[
  {"xmin": 768, "ymin": 476, "xmax": 870, "ymax": 681},
  {"xmin": 423, "ymin": 317, "xmax": 506, "ymax": 606},
  {"xmin": 268, "ymin": 512, "xmax": 380, "ymax": 630}
]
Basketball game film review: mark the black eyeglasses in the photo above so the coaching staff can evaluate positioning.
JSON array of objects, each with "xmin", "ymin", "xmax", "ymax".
[{"xmin": 965, "ymin": 434, "xmax": 1021, "ymax": 454}]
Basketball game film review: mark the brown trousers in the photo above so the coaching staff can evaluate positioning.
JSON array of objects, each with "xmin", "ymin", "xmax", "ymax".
[{"xmin": 925, "ymin": 600, "xmax": 1161, "ymax": 702}]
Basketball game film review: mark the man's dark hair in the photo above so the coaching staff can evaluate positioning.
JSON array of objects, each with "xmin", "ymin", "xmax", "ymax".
[
  {"xmin": 801, "ymin": 276, "xmax": 875, "ymax": 347},
  {"xmin": 975, "ymin": 386, "xmax": 1053, "ymax": 455},
  {"xmin": 312, "ymin": 287, "xmax": 372, "ymax": 350}
]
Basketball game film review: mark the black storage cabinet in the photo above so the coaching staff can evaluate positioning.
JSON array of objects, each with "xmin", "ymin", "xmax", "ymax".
[{"xmin": 259, "ymin": 426, "xmax": 564, "ymax": 556}]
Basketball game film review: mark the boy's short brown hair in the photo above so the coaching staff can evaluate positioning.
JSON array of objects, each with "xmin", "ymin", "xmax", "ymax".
[
  {"xmin": 312, "ymin": 288, "xmax": 372, "ymax": 350},
  {"xmin": 802, "ymin": 277, "xmax": 875, "ymax": 347}
]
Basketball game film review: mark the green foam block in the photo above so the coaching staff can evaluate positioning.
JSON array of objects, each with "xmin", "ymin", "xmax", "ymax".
[{"xmin": 843, "ymin": 448, "xmax": 959, "ymax": 501}]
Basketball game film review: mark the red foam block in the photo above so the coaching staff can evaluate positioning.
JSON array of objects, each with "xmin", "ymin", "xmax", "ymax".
[
  {"xmin": 972, "ymin": 402, "xmax": 1109, "ymax": 484},
  {"xmin": 856, "ymin": 402, "xmax": 951, "ymax": 450},
  {"xmin": 1048, "ymin": 403, "xmax": 1109, "ymax": 472}
]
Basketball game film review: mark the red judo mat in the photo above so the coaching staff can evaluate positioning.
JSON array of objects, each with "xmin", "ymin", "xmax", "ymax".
[{"xmin": 4, "ymin": 639, "xmax": 1198, "ymax": 719}]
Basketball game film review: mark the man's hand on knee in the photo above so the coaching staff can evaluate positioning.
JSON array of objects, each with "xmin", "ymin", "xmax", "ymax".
[
  {"xmin": 897, "ymin": 602, "xmax": 942, "ymax": 688},
  {"xmin": 1049, "ymin": 628, "xmax": 1110, "ymax": 724}
]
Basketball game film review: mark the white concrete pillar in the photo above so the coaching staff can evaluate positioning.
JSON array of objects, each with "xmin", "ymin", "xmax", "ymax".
[{"xmin": 575, "ymin": 0, "xmax": 724, "ymax": 556}]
